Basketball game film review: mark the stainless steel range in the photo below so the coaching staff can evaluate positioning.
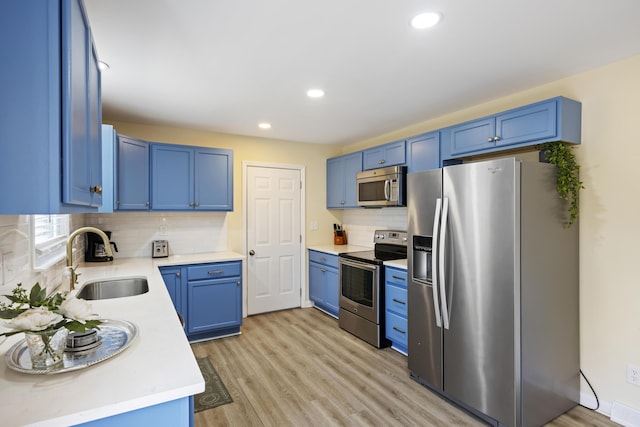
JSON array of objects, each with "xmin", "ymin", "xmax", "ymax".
[{"xmin": 338, "ymin": 230, "xmax": 407, "ymax": 348}]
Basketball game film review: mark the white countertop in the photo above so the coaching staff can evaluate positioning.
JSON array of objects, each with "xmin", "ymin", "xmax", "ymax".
[
  {"xmin": 308, "ymin": 245, "xmax": 407, "ymax": 269},
  {"xmin": 0, "ymin": 252, "xmax": 243, "ymax": 427},
  {"xmin": 384, "ymin": 259, "xmax": 407, "ymax": 269},
  {"xmin": 307, "ymin": 244, "xmax": 371, "ymax": 255}
]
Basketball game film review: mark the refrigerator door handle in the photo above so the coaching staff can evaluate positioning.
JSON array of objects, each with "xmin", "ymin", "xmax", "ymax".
[
  {"xmin": 431, "ymin": 198, "xmax": 443, "ymax": 328},
  {"xmin": 440, "ymin": 197, "xmax": 451, "ymax": 330}
]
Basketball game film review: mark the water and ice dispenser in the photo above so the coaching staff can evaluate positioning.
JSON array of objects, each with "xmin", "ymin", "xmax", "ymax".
[{"xmin": 412, "ymin": 235, "xmax": 432, "ymax": 283}]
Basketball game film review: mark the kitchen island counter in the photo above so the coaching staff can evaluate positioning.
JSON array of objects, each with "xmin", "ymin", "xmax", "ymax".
[{"xmin": 0, "ymin": 252, "xmax": 242, "ymax": 427}]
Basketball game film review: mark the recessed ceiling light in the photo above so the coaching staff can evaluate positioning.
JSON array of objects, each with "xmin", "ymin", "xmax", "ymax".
[
  {"xmin": 98, "ymin": 60, "xmax": 110, "ymax": 71},
  {"xmin": 258, "ymin": 122, "xmax": 271, "ymax": 129},
  {"xmin": 410, "ymin": 12, "xmax": 441, "ymax": 29},
  {"xmin": 307, "ymin": 89, "xmax": 325, "ymax": 98}
]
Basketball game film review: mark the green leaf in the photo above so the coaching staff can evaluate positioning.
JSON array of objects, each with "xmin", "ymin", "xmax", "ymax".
[{"xmin": 0, "ymin": 308, "xmax": 26, "ymax": 319}]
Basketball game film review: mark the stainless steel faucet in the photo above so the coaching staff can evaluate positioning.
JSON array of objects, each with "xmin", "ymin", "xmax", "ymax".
[{"xmin": 65, "ymin": 227, "xmax": 114, "ymax": 290}]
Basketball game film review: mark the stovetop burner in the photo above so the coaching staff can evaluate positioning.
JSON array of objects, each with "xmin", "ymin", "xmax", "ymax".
[{"xmin": 339, "ymin": 230, "xmax": 407, "ymax": 265}]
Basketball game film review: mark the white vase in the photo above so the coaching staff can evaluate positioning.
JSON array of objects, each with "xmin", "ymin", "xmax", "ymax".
[{"xmin": 24, "ymin": 328, "xmax": 68, "ymax": 370}]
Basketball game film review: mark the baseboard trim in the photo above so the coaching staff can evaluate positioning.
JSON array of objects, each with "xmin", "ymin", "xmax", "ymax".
[{"xmin": 581, "ymin": 392, "xmax": 640, "ymax": 427}]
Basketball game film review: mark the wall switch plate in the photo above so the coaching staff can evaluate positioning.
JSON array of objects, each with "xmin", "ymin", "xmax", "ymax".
[
  {"xmin": 159, "ymin": 225, "xmax": 168, "ymax": 236},
  {"xmin": 310, "ymin": 220, "xmax": 319, "ymax": 231},
  {"xmin": 627, "ymin": 363, "xmax": 640, "ymax": 386}
]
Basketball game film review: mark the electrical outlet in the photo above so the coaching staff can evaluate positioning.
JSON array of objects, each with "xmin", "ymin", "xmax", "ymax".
[{"xmin": 627, "ymin": 363, "xmax": 640, "ymax": 386}]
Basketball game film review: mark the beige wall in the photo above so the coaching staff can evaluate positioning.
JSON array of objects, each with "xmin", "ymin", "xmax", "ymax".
[
  {"xmin": 105, "ymin": 122, "xmax": 345, "ymax": 252},
  {"xmin": 343, "ymin": 54, "xmax": 640, "ymax": 412},
  {"xmin": 109, "ymin": 53, "xmax": 640, "ymax": 413}
]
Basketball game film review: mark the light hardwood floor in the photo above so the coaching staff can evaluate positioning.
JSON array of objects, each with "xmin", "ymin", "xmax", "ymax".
[{"xmin": 192, "ymin": 308, "xmax": 614, "ymax": 427}]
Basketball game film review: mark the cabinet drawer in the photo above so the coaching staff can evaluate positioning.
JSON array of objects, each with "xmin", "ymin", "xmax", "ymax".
[
  {"xmin": 386, "ymin": 284, "xmax": 408, "ymax": 317},
  {"xmin": 386, "ymin": 311, "xmax": 408, "ymax": 348},
  {"xmin": 385, "ymin": 267, "xmax": 407, "ymax": 288},
  {"xmin": 308, "ymin": 250, "xmax": 338, "ymax": 268},
  {"xmin": 187, "ymin": 261, "xmax": 241, "ymax": 281}
]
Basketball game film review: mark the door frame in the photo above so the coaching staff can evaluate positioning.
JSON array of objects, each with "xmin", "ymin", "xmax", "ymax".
[{"xmin": 242, "ymin": 161, "xmax": 307, "ymax": 317}]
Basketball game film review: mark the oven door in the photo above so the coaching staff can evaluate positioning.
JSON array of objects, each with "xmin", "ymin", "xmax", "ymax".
[{"xmin": 338, "ymin": 257, "xmax": 380, "ymax": 323}]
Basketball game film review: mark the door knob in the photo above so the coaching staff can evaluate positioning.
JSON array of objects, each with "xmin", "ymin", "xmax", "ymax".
[{"xmin": 249, "ymin": 250, "xmax": 255, "ymax": 256}]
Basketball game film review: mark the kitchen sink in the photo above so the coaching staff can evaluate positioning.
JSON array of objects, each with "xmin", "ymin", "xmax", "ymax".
[{"xmin": 76, "ymin": 277, "xmax": 149, "ymax": 300}]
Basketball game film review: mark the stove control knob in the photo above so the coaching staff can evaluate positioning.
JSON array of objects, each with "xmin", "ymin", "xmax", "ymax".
[{"xmin": 378, "ymin": 234, "xmax": 384, "ymax": 239}]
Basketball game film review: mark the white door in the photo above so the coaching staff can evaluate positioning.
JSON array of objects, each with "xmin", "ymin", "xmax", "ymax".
[{"xmin": 247, "ymin": 165, "xmax": 302, "ymax": 315}]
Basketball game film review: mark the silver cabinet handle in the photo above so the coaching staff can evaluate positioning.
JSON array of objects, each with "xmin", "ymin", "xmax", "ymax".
[
  {"xmin": 90, "ymin": 185, "xmax": 103, "ymax": 194},
  {"xmin": 487, "ymin": 137, "xmax": 494, "ymax": 142},
  {"xmin": 176, "ymin": 272, "xmax": 181, "ymax": 278},
  {"xmin": 146, "ymin": 201, "xmax": 150, "ymax": 206},
  {"xmin": 391, "ymin": 275, "xmax": 405, "ymax": 281},
  {"xmin": 378, "ymin": 159, "xmax": 385, "ymax": 164},
  {"xmin": 392, "ymin": 298, "xmax": 406, "ymax": 305},
  {"xmin": 493, "ymin": 136, "xmax": 500, "ymax": 142},
  {"xmin": 320, "ymin": 268, "xmax": 327, "ymax": 272},
  {"xmin": 208, "ymin": 270, "xmax": 223, "ymax": 275},
  {"xmin": 392, "ymin": 326, "xmax": 406, "ymax": 334},
  {"xmin": 237, "ymin": 281, "xmax": 241, "ymax": 286},
  {"xmin": 195, "ymin": 202, "xmax": 200, "ymax": 207},
  {"xmin": 189, "ymin": 202, "xmax": 195, "ymax": 207}
]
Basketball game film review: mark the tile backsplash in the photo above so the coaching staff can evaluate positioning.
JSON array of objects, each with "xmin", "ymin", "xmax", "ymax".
[
  {"xmin": 0, "ymin": 215, "xmax": 85, "ymax": 294},
  {"xmin": 342, "ymin": 207, "xmax": 408, "ymax": 247},
  {"xmin": 84, "ymin": 212, "xmax": 228, "ymax": 259}
]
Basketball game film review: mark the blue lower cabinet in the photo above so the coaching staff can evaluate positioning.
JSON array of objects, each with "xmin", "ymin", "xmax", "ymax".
[
  {"xmin": 385, "ymin": 266, "xmax": 408, "ymax": 355},
  {"xmin": 73, "ymin": 396, "xmax": 191, "ymax": 427},
  {"xmin": 160, "ymin": 261, "xmax": 242, "ymax": 341},
  {"xmin": 308, "ymin": 250, "xmax": 339, "ymax": 318}
]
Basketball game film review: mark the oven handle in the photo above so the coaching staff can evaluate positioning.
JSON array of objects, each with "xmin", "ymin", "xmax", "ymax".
[{"xmin": 338, "ymin": 257, "xmax": 379, "ymax": 272}]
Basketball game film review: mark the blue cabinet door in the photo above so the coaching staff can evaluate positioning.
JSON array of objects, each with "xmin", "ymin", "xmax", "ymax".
[
  {"xmin": 0, "ymin": 0, "xmax": 101, "ymax": 214},
  {"xmin": 117, "ymin": 135, "xmax": 150, "ymax": 210},
  {"xmin": 62, "ymin": 0, "xmax": 101, "ymax": 207},
  {"xmin": 322, "ymin": 266, "xmax": 339, "ymax": 316},
  {"xmin": 187, "ymin": 279, "xmax": 241, "ymax": 335},
  {"xmin": 449, "ymin": 117, "xmax": 496, "ymax": 156},
  {"xmin": 151, "ymin": 144, "xmax": 194, "ymax": 210},
  {"xmin": 308, "ymin": 261, "xmax": 324, "ymax": 305},
  {"xmin": 407, "ymin": 131, "xmax": 440, "ymax": 172},
  {"xmin": 495, "ymin": 99, "xmax": 557, "ymax": 147},
  {"xmin": 363, "ymin": 140, "xmax": 406, "ymax": 170},
  {"xmin": 326, "ymin": 152, "xmax": 362, "ymax": 209},
  {"xmin": 160, "ymin": 267, "xmax": 183, "ymax": 314},
  {"xmin": 194, "ymin": 147, "xmax": 233, "ymax": 211}
]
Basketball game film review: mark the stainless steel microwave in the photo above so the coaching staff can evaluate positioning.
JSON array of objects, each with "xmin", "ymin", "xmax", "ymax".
[{"xmin": 356, "ymin": 165, "xmax": 407, "ymax": 207}]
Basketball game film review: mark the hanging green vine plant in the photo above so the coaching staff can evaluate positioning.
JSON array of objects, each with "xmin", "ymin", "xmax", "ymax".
[{"xmin": 536, "ymin": 141, "xmax": 584, "ymax": 227}]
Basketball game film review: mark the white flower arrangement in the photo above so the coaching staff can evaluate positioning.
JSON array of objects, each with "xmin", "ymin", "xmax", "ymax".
[{"xmin": 0, "ymin": 283, "xmax": 101, "ymax": 337}]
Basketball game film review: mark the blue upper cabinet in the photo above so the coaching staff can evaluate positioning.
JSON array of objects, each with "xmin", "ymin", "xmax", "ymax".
[
  {"xmin": 327, "ymin": 152, "xmax": 362, "ymax": 209},
  {"xmin": 407, "ymin": 131, "xmax": 440, "ymax": 173},
  {"xmin": 116, "ymin": 135, "xmax": 150, "ymax": 210},
  {"xmin": 0, "ymin": 0, "xmax": 102, "ymax": 214},
  {"xmin": 151, "ymin": 144, "xmax": 233, "ymax": 211},
  {"xmin": 194, "ymin": 147, "xmax": 233, "ymax": 210},
  {"xmin": 362, "ymin": 140, "xmax": 406, "ymax": 170},
  {"xmin": 442, "ymin": 97, "xmax": 581, "ymax": 159}
]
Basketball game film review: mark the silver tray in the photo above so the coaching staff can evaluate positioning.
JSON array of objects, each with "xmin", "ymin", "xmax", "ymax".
[{"xmin": 4, "ymin": 319, "xmax": 138, "ymax": 375}]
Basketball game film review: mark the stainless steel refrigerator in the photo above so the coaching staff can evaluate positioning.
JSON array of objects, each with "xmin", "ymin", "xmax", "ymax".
[{"xmin": 408, "ymin": 157, "xmax": 579, "ymax": 427}]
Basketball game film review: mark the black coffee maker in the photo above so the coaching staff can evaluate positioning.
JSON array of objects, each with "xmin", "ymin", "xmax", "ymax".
[{"xmin": 85, "ymin": 230, "xmax": 118, "ymax": 262}]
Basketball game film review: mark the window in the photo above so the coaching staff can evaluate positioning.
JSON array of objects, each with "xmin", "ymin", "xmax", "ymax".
[{"xmin": 32, "ymin": 215, "xmax": 70, "ymax": 270}]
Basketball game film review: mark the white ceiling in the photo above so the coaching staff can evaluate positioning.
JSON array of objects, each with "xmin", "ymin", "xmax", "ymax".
[{"xmin": 84, "ymin": 0, "xmax": 640, "ymax": 145}]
